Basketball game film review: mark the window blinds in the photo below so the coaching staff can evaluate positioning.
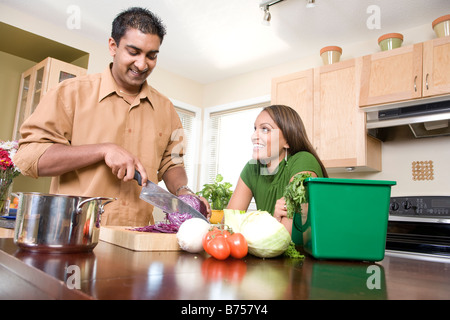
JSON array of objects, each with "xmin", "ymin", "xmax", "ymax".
[
  {"xmin": 175, "ymin": 107, "xmax": 196, "ymax": 188},
  {"xmin": 206, "ymin": 103, "xmax": 268, "ymax": 185}
]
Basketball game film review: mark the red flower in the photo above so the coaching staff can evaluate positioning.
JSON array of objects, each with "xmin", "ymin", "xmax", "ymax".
[{"xmin": 0, "ymin": 150, "xmax": 13, "ymax": 170}]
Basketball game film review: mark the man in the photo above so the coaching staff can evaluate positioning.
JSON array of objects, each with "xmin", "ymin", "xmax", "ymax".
[{"xmin": 14, "ymin": 7, "xmax": 208, "ymax": 226}]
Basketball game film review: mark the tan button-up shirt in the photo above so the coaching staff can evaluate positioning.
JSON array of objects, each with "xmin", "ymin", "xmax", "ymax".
[{"xmin": 14, "ymin": 66, "xmax": 185, "ymax": 226}]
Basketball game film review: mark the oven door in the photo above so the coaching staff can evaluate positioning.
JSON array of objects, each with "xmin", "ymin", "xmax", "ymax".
[{"xmin": 386, "ymin": 216, "xmax": 450, "ymax": 257}]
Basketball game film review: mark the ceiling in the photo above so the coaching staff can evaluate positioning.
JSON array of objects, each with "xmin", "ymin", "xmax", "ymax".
[{"xmin": 1, "ymin": 0, "xmax": 449, "ymax": 84}]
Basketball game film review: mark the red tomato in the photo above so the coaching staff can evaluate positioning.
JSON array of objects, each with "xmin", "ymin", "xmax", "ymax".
[
  {"xmin": 202, "ymin": 231, "xmax": 214, "ymax": 250},
  {"xmin": 203, "ymin": 229, "xmax": 219, "ymax": 250},
  {"xmin": 226, "ymin": 233, "xmax": 248, "ymax": 259},
  {"xmin": 206, "ymin": 236, "xmax": 230, "ymax": 260},
  {"xmin": 221, "ymin": 229, "xmax": 231, "ymax": 238},
  {"xmin": 202, "ymin": 226, "xmax": 231, "ymax": 252}
]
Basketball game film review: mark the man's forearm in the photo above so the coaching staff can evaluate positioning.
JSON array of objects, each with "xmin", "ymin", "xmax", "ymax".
[
  {"xmin": 162, "ymin": 166, "xmax": 189, "ymax": 195},
  {"xmin": 37, "ymin": 144, "xmax": 106, "ymax": 176}
]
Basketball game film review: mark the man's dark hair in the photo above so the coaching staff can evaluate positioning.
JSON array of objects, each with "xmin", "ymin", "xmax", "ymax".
[{"xmin": 111, "ymin": 7, "xmax": 166, "ymax": 45}]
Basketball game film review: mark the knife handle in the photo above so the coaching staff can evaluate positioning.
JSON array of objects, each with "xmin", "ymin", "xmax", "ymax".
[{"xmin": 134, "ymin": 170, "xmax": 142, "ymax": 186}]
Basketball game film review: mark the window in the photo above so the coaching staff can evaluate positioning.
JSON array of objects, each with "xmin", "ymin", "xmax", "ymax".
[
  {"xmin": 174, "ymin": 106, "xmax": 200, "ymax": 190},
  {"xmin": 202, "ymin": 101, "xmax": 270, "ymax": 192}
]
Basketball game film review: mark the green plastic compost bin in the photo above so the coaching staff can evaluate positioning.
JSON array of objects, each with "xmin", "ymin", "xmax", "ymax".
[{"xmin": 292, "ymin": 178, "xmax": 396, "ymax": 261}]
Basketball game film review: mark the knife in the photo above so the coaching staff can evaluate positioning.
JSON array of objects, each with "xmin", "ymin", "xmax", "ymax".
[{"xmin": 134, "ymin": 170, "xmax": 209, "ymax": 222}]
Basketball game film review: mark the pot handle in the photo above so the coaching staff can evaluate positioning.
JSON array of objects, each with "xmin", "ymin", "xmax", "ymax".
[{"xmin": 76, "ymin": 197, "xmax": 117, "ymax": 214}]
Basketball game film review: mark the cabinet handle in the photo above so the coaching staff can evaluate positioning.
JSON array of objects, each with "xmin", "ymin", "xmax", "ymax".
[
  {"xmin": 425, "ymin": 74, "xmax": 429, "ymax": 90},
  {"xmin": 414, "ymin": 76, "xmax": 417, "ymax": 92}
]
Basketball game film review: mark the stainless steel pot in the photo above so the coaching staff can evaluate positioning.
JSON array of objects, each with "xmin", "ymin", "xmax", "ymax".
[{"xmin": 13, "ymin": 193, "xmax": 115, "ymax": 253}]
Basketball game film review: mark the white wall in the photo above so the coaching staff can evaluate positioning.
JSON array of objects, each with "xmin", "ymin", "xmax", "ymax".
[{"xmin": 332, "ymin": 134, "xmax": 450, "ymax": 197}]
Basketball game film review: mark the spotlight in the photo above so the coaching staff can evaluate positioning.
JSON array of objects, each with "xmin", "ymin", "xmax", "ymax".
[
  {"xmin": 259, "ymin": 0, "xmax": 284, "ymax": 25},
  {"xmin": 262, "ymin": 6, "xmax": 271, "ymax": 26}
]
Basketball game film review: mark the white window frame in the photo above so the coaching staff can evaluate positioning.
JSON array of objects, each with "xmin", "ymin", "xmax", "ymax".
[{"xmin": 170, "ymin": 98, "xmax": 202, "ymax": 191}]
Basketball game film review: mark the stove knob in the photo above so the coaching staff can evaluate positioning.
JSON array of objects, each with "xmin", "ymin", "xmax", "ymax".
[
  {"xmin": 403, "ymin": 200, "xmax": 412, "ymax": 210},
  {"xmin": 390, "ymin": 202, "xmax": 399, "ymax": 211}
]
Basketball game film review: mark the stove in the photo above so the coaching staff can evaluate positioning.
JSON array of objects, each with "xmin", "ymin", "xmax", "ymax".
[{"xmin": 386, "ymin": 196, "xmax": 450, "ymax": 257}]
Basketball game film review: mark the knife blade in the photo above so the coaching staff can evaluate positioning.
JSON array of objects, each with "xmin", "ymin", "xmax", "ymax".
[{"xmin": 134, "ymin": 171, "xmax": 209, "ymax": 223}]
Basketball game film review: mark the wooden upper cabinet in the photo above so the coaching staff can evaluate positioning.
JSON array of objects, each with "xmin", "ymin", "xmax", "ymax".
[
  {"xmin": 314, "ymin": 58, "xmax": 381, "ymax": 171},
  {"xmin": 360, "ymin": 37, "xmax": 450, "ymax": 107},
  {"xmin": 271, "ymin": 59, "xmax": 381, "ymax": 172},
  {"xmin": 271, "ymin": 69, "xmax": 314, "ymax": 143},
  {"xmin": 423, "ymin": 37, "xmax": 450, "ymax": 97},
  {"xmin": 360, "ymin": 43, "xmax": 423, "ymax": 106},
  {"xmin": 12, "ymin": 57, "xmax": 87, "ymax": 140}
]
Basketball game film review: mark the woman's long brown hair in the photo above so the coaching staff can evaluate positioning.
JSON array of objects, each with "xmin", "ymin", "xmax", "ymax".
[{"xmin": 263, "ymin": 104, "xmax": 329, "ymax": 178}]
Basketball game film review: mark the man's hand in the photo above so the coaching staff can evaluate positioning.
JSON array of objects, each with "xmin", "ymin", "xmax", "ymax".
[
  {"xmin": 102, "ymin": 143, "xmax": 148, "ymax": 184},
  {"xmin": 163, "ymin": 167, "xmax": 211, "ymax": 218}
]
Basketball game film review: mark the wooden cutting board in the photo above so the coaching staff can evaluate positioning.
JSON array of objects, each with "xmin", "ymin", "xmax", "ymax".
[{"xmin": 99, "ymin": 226, "xmax": 181, "ymax": 251}]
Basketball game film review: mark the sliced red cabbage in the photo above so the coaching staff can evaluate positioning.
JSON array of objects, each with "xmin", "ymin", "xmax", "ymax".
[
  {"xmin": 177, "ymin": 194, "xmax": 208, "ymax": 217},
  {"xmin": 130, "ymin": 195, "xmax": 204, "ymax": 234},
  {"xmin": 130, "ymin": 212, "xmax": 192, "ymax": 234}
]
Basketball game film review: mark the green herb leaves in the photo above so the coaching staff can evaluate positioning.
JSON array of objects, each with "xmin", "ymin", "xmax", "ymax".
[
  {"xmin": 197, "ymin": 174, "xmax": 233, "ymax": 210},
  {"xmin": 283, "ymin": 173, "xmax": 312, "ymax": 219}
]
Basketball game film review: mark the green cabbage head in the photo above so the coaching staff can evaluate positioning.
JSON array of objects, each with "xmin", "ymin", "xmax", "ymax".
[{"xmin": 225, "ymin": 210, "xmax": 291, "ymax": 258}]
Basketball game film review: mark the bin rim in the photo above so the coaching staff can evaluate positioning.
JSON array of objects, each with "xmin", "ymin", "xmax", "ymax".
[{"xmin": 304, "ymin": 177, "xmax": 396, "ymax": 186}]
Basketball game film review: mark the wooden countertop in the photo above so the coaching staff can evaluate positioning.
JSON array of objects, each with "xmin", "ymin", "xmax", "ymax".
[{"xmin": 1, "ymin": 237, "xmax": 450, "ymax": 301}]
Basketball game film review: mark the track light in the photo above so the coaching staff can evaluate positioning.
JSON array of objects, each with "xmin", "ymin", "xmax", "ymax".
[
  {"xmin": 260, "ymin": 0, "xmax": 285, "ymax": 8},
  {"xmin": 306, "ymin": 0, "xmax": 316, "ymax": 8},
  {"xmin": 262, "ymin": 6, "xmax": 271, "ymax": 26},
  {"xmin": 259, "ymin": 0, "xmax": 284, "ymax": 26}
]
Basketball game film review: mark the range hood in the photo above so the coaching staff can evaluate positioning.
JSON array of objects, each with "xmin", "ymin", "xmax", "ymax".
[{"xmin": 365, "ymin": 95, "xmax": 450, "ymax": 139}]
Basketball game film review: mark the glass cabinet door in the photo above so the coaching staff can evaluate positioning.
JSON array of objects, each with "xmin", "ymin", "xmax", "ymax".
[
  {"xmin": 31, "ymin": 66, "xmax": 44, "ymax": 115},
  {"xmin": 58, "ymin": 71, "xmax": 76, "ymax": 82},
  {"xmin": 13, "ymin": 75, "xmax": 31, "ymax": 140}
]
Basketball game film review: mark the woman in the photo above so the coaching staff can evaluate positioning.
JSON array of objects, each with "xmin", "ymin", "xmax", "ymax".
[{"xmin": 227, "ymin": 105, "xmax": 328, "ymax": 243}]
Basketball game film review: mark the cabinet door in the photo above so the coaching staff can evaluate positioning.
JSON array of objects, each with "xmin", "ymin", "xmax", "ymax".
[
  {"xmin": 30, "ymin": 59, "xmax": 50, "ymax": 116},
  {"xmin": 360, "ymin": 43, "xmax": 423, "ymax": 106},
  {"xmin": 314, "ymin": 58, "xmax": 380, "ymax": 171},
  {"xmin": 12, "ymin": 59, "xmax": 50, "ymax": 140},
  {"xmin": 12, "ymin": 69, "xmax": 33, "ymax": 141},
  {"xmin": 271, "ymin": 69, "xmax": 314, "ymax": 143},
  {"xmin": 46, "ymin": 58, "xmax": 87, "ymax": 94},
  {"xmin": 423, "ymin": 37, "xmax": 450, "ymax": 97}
]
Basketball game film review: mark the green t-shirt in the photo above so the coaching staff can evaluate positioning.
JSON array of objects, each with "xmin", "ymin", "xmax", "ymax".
[{"xmin": 240, "ymin": 151, "xmax": 324, "ymax": 214}]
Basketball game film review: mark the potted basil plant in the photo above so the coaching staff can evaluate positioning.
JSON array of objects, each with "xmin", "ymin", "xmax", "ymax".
[{"xmin": 197, "ymin": 174, "xmax": 233, "ymax": 224}]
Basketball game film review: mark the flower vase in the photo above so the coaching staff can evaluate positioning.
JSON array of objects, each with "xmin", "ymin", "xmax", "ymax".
[
  {"xmin": 1, "ymin": 140, "xmax": 20, "ymax": 215},
  {"xmin": 0, "ymin": 178, "xmax": 13, "ymax": 216}
]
